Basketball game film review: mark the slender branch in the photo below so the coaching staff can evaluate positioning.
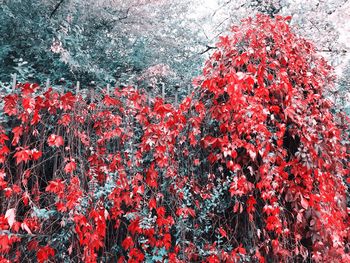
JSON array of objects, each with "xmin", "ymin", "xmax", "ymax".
[
  {"xmin": 318, "ymin": 48, "xmax": 348, "ymax": 53},
  {"xmin": 117, "ymin": 7, "xmax": 130, "ymax": 21},
  {"xmin": 50, "ymin": 0, "xmax": 65, "ymax": 18},
  {"xmin": 199, "ymin": 45, "xmax": 218, "ymax": 55},
  {"xmin": 0, "ymin": 230, "xmax": 48, "ymax": 238}
]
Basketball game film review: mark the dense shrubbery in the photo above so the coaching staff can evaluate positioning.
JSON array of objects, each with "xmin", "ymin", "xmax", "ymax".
[{"xmin": 0, "ymin": 15, "xmax": 349, "ymax": 262}]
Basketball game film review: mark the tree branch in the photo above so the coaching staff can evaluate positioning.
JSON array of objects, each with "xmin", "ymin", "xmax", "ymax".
[
  {"xmin": 318, "ymin": 48, "xmax": 348, "ymax": 53},
  {"xmin": 117, "ymin": 7, "xmax": 131, "ymax": 21},
  {"xmin": 50, "ymin": 0, "xmax": 65, "ymax": 18},
  {"xmin": 199, "ymin": 45, "xmax": 218, "ymax": 55}
]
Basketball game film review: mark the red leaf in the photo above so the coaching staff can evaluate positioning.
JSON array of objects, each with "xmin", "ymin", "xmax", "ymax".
[
  {"xmin": 154, "ymin": 103, "xmax": 173, "ymax": 116},
  {"xmin": 60, "ymin": 92, "xmax": 76, "ymax": 111},
  {"xmin": 103, "ymin": 95, "xmax": 120, "ymax": 106},
  {"xmin": 146, "ymin": 164, "xmax": 158, "ymax": 188},
  {"xmin": 201, "ymin": 136, "xmax": 219, "ymax": 148},
  {"xmin": 129, "ymin": 248, "xmax": 144, "ymax": 262},
  {"xmin": 64, "ymin": 161, "xmax": 77, "ymax": 174},
  {"xmin": 156, "ymin": 206, "xmax": 166, "ymax": 217},
  {"xmin": 284, "ymin": 15, "xmax": 292, "ymax": 21},
  {"xmin": 247, "ymin": 196, "xmax": 257, "ymax": 213},
  {"xmin": 217, "ymin": 35, "xmax": 230, "ymax": 48},
  {"xmin": 237, "ymin": 244, "xmax": 246, "ymax": 255},
  {"xmin": 47, "ymin": 134, "xmax": 64, "ymax": 147},
  {"xmin": 14, "ymin": 148, "xmax": 31, "ymax": 164},
  {"xmin": 122, "ymin": 236, "xmax": 134, "ymax": 250},
  {"xmin": 21, "ymin": 83, "xmax": 39, "ymax": 95},
  {"xmin": 12, "ymin": 126, "xmax": 23, "ymax": 146},
  {"xmin": 46, "ymin": 179, "xmax": 65, "ymax": 197},
  {"xmin": 37, "ymin": 246, "xmax": 55, "ymax": 263},
  {"xmin": 0, "ymin": 133, "xmax": 9, "ymax": 145},
  {"xmin": 28, "ymin": 240, "xmax": 38, "ymax": 250},
  {"xmin": 5, "ymin": 208, "xmax": 16, "ymax": 228},
  {"xmin": 255, "ymin": 250, "xmax": 265, "ymax": 263},
  {"xmin": 31, "ymin": 149, "xmax": 42, "ymax": 160},
  {"xmin": 207, "ymin": 255, "xmax": 220, "ymax": 263},
  {"xmin": 22, "ymin": 192, "xmax": 29, "ymax": 206},
  {"xmin": 218, "ymin": 227, "xmax": 227, "ymax": 238},
  {"xmin": 4, "ymin": 94, "xmax": 18, "ymax": 116},
  {"xmin": 163, "ymin": 233, "xmax": 172, "ymax": 249},
  {"xmin": 0, "ymin": 235, "xmax": 12, "ymax": 253},
  {"xmin": 176, "ymin": 207, "xmax": 196, "ymax": 218},
  {"xmin": 149, "ymin": 197, "xmax": 157, "ymax": 210},
  {"xmin": 31, "ymin": 109, "xmax": 41, "ymax": 125},
  {"xmin": 22, "ymin": 97, "xmax": 35, "ymax": 114},
  {"xmin": 58, "ymin": 114, "xmax": 71, "ymax": 126},
  {"xmin": 56, "ymin": 202, "xmax": 67, "ymax": 212}
]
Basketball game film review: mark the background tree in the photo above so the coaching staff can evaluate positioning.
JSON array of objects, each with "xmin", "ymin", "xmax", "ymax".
[{"xmin": 0, "ymin": 0, "xmax": 206, "ymax": 95}]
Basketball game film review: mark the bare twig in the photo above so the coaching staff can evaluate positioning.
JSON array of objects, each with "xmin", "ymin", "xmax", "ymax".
[
  {"xmin": 199, "ymin": 45, "xmax": 218, "ymax": 55},
  {"xmin": 117, "ymin": 7, "xmax": 131, "ymax": 21},
  {"xmin": 318, "ymin": 48, "xmax": 348, "ymax": 53},
  {"xmin": 50, "ymin": 0, "xmax": 65, "ymax": 18}
]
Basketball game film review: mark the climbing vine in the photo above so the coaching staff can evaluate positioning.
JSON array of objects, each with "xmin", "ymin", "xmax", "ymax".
[{"xmin": 0, "ymin": 15, "xmax": 349, "ymax": 263}]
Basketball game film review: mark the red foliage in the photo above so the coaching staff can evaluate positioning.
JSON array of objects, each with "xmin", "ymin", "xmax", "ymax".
[
  {"xmin": 47, "ymin": 134, "xmax": 64, "ymax": 147},
  {"xmin": 184, "ymin": 14, "xmax": 350, "ymax": 262},
  {"xmin": 0, "ymin": 14, "xmax": 348, "ymax": 263},
  {"xmin": 37, "ymin": 246, "xmax": 55, "ymax": 263}
]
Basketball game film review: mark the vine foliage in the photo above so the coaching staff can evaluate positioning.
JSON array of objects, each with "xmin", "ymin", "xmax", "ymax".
[{"xmin": 0, "ymin": 15, "xmax": 349, "ymax": 262}]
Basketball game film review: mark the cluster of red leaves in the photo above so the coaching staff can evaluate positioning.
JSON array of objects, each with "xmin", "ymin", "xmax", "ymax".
[
  {"xmin": 0, "ymin": 14, "xmax": 349, "ymax": 263},
  {"xmin": 184, "ymin": 14, "xmax": 350, "ymax": 262}
]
